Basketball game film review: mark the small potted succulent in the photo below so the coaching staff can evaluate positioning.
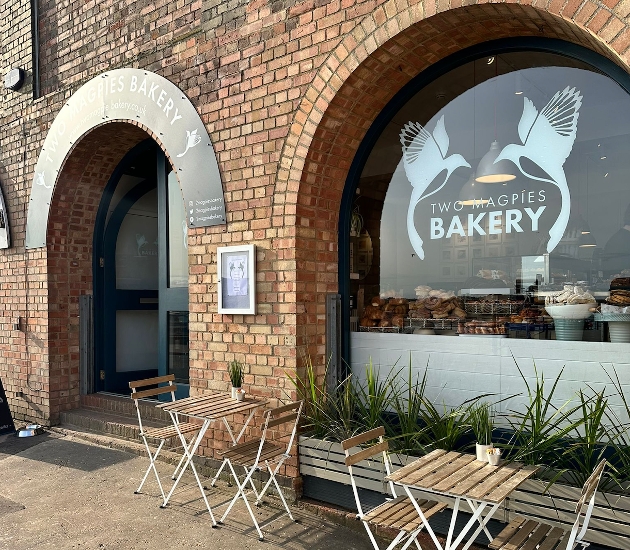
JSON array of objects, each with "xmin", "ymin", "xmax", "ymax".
[
  {"xmin": 470, "ymin": 401, "xmax": 494, "ymax": 462},
  {"xmin": 228, "ymin": 359, "xmax": 245, "ymax": 399}
]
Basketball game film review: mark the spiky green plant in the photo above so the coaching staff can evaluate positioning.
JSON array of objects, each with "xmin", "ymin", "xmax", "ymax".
[
  {"xmin": 390, "ymin": 357, "xmax": 428, "ymax": 454},
  {"xmin": 470, "ymin": 402, "xmax": 494, "ymax": 446},
  {"xmin": 504, "ymin": 364, "xmax": 585, "ymax": 474},
  {"xmin": 353, "ymin": 358, "xmax": 402, "ymax": 435},
  {"xmin": 228, "ymin": 359, "xmax": 244, "ymax": 387}
]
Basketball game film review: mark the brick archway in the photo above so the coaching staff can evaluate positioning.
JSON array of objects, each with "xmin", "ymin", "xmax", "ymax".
[
  {"xmin": 42, "ymin": 122, "xmax": 150, "ymax": 423},
  {"xmin": 277, "ymin": 1, "xmax": 630, "ymax": 362}
]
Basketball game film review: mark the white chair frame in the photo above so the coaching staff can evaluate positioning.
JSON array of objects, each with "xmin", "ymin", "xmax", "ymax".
[
  {"xmin": 129, "ymin": 375, "xmax": 198, "ymax": 502},
  {"xmin": 490, "ymin": 459, "xmax": 608, "ymax": 550},
  {"xmin": 218, "ymin": 400, "xmax": 303, "ymax": 540},
  {"xmin": 342, "ymin": 427, "xmax": 447, "ymax": 550}
]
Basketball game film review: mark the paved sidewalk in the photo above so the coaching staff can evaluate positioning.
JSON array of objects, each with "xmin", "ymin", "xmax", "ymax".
[{"xmin": 0, "ymin": 431, "xmax": 371, "ymax": 550}]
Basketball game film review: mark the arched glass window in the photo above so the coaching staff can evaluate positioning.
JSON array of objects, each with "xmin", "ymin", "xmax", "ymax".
[{"xmin": 349, "ymin": 49, "xmax": 630, "ymax": 344}]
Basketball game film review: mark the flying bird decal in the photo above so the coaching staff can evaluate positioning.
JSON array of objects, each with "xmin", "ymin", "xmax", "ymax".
[
  {"xmin": 400, "ymin": 116, "xmax": 470, "ymax": 260},
  {"xmin": 494, "ymin": 86, "xmax": 582, "ymax": 253}
]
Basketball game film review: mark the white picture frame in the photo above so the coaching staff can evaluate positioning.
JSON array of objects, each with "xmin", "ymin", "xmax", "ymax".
[{"xmin": 217, "ymin": 244, "xmax": 256, "ymax": 315}]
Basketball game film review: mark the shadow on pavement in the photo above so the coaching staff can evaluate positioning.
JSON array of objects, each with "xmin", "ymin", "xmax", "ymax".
[{"xmin": 0, "ymin": 432, "xmax": 134, "ymax": 472}]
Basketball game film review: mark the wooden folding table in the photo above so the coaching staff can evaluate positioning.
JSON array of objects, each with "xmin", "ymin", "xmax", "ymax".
[
  {"xmin": 385, "ymin": 449, "xmax": 538, "ymax": 550},
  {"xmin": 157, "ymin": 392, "xmax": 268, "ymax": 525}
]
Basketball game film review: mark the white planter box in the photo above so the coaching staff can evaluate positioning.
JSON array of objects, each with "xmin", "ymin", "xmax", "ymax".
[{"xmin": 299, "ymin": 436, "xmax": 630, "ymax": 549}]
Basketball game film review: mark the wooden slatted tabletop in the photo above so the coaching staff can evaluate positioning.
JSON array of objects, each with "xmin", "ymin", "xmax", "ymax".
[
  {"xmin": 386, "ymin": 449, "xmax": 538, "ymax": 504},
  {"xmin": 156, "ymin": 392, "xmax": 268, "ymax": 420}
]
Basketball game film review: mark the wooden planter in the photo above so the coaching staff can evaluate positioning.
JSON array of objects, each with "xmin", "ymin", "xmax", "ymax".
[{"xmin": 299, "ymin": 436, "xmax": 630, "ymax": 549}]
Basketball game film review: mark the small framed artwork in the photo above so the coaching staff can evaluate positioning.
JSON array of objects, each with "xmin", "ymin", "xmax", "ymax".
[
  {"xmin": 456, "ymin": 248, "xmax": 467, "ymax": 261},
  {"xmin": 505, "ymin": 245, "xmax": 516, "ymax": 256},
  {"xmin": 472, "ymin": 248, "xmax": 483, "ymax": 258},
  {"xmin": 456, "ymin": 264, "xmax": 467, "ymax": 277},
  {"xmin": 217, "ymin": 244, "xmax": 256, "ymax": 314},
  {"xmin": 442, "ymin": 250, "xmax": 452, "ymax": 261},
  {"xmin": 488, "ymin": 246, "xmax": 500, "ymax": 258},
  {"xmin": 473, "ymin": 234, "xmax": 483, "ymax": 243},
  {"xmin": 456, "ymin": 234, "xmax": 467, "ymax": 245},
  {"xmin": 488, "ymin": 232, "xmax": 501, "ymax": 242},
  {"xmin": 442, "ymin": 266, "xmax": 451, "ymax": 276}
]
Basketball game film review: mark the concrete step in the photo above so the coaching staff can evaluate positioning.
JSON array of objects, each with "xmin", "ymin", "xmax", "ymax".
[
  {"xmin": 80, "ymin": 392, "xmax": 172, "ymax": 423},
  {"xmin": 60, "ymin": 408, "xmax": 145, "ymax": 442}
]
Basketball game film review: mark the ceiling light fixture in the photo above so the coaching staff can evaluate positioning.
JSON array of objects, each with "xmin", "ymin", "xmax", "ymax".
[
  {"xmin": 475, "ymin": 56, "xmax": 516, "ymax": 184},
  {"xmin": 459, "ymin": 173, "xmax": 490, "ymax": 206}
]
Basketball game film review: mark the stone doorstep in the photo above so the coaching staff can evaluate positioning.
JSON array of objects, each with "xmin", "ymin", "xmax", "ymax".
[{"xmin": 80, "ymin": 392, "xmax": 172, "ymax": 423}]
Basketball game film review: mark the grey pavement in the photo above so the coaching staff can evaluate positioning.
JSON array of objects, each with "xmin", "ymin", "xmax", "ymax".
[{"xmin": 0, "ymin": 431, "xmax": 373, "ymax": 550}]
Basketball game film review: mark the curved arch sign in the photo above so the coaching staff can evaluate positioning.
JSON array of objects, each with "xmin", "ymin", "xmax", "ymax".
[{"xmin": 26, "ymin": 68, "xmax": 226, "ymax": 249}]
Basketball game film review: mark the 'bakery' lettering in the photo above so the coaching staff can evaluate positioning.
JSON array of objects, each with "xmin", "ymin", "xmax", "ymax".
[{"xmin": 430, "ymin": 206, "xmax": 546, "ymax": 239}]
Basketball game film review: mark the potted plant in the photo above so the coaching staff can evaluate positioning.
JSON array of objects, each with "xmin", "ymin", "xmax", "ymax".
[
  {"xmin": 470, "ymin": 401, "xmax": 494, "ymax": 462},
  {"xmin": 228, "ymin": 359, "xmax": 244, "ymax": 399}
]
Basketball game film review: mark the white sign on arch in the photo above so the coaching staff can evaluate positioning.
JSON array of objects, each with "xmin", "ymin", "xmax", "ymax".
[{"xmin": 26, "ymin": 68, "xmax": 226, "ymax": 249}]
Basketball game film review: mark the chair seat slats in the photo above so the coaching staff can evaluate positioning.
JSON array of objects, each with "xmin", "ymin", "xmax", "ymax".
[
  {"xmin": 144, "ymin": 422, "xmax": 198, "ymax": 440},
  {"xmin": 491, "ymin": 517, "xmax": 568, "ymax": 550},
  {"xmin": 363, "ymin": 496, "xmax": 447, "ymax": 533}
]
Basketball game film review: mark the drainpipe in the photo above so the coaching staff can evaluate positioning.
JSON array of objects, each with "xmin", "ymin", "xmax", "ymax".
[{"xmin": 31, "ymin": 0, "xmax": 40, "ymax": 99}]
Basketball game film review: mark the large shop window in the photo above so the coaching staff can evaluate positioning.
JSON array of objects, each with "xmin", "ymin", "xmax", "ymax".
[{"xmin": 350, "ymin": 51, "xmax": 630, "ymax": 342}]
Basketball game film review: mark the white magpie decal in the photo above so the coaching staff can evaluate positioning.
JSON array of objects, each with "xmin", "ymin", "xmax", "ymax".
[
  {"xmin": 494, "ymin": 87, "xmax": 582, "ymax": 253},
  {"xmin": 400, "ymin": 116, "xmax": 470, "ymax": 260}
]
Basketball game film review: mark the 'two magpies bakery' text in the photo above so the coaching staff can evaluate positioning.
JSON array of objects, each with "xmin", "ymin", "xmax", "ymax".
[{"xmin": 429, "ymin": 190, "xmax": 547, "ymax": 239}]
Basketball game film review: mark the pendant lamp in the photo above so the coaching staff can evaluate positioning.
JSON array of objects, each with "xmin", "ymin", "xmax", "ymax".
[
  {"xmin": 475, "ymin": 57, "xmax": 516, "ymax": 184},
  {"xmin": 578, "ymin": 231, "xmax": 597, "ymax": 247},
  {"xmin": 475, "ymin": 141, "xmax": 517, "ymax": 183},
  {"xmin": 459, "ymin": 173, "xmax": 489, "ymax": 206}
]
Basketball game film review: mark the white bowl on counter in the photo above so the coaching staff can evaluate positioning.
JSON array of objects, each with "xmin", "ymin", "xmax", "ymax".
[{"xmin": 545, "ymin": 303, "xmax": 594, "ymax": 320}]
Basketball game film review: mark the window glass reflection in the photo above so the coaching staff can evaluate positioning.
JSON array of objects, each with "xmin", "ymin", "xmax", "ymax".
[{"xmin": 351, "ymin": 52, "xmax": 630, "ymax": 342}]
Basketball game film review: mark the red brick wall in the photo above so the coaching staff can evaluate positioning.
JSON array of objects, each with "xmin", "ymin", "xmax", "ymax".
[{"xmin": 2, "ymin": 0, "xmax": 630, "ymax": 473}]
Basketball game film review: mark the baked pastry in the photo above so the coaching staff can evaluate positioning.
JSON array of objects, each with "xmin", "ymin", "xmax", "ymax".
[
  {"xmin": 371, "ymin": 296, "xmax": 387, "ymax": 307},
  {"xmin": 359, "ymin": 317, "xmax": 375, "ymax": 327},
  {"xmin": 391, "ymin": 315, "xmax": 405, "ymax": 328},
  {"xmin": 425, "ymin": 297, "xmax": 443, "ymax": 310}
]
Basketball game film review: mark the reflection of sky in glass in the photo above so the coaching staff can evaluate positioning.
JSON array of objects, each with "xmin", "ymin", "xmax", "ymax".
[{"xmin": 374, "ymin": 60, "xmax": 630, "ymax": 296}]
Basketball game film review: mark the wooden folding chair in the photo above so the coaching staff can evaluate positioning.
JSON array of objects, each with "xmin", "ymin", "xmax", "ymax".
[
  {"xmin": 489, "ymin": 459, "xmax": 608, "ymax": 550},
  {"xmin": 129, "ymin": 374, "xmax": 199, "ymax": 501},
  {"xmin": 218, "ymin": 400, "xmax": 303, "ymax": 540},
  {"xmin": 342, "ymin": 427, "xmax": 448, "ymax": 550}
]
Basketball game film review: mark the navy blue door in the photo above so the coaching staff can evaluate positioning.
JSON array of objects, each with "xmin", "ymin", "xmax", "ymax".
[{"xmin": 95, "ymin": 143, "xmax": 189, "ymax": 396}]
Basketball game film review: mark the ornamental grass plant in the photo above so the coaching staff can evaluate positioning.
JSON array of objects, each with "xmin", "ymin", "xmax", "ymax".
[{"xmin": 290, "ymin": 354, "xmax": 630, "ymax": 491}]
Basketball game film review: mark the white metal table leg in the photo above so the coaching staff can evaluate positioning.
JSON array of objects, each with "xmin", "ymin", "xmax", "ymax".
[
  {"xmin": 444, "ymin": 496, "xmax": 461, "ymax": 550},
  {"xmin": 160, "ymin": 417, "xmax": 217, "ymax": 526},
  {"xmin": 466, "ymin": 498, "xmax": 494, "ymax": 542},
  {"xmin": 456, "ymin": 501, "xmax": 500, "ymax": 550},
  {"xmin": 210, "ymin": 408, "xmax": 259, "ymax": 488},
  {"xmin": 403, "ymin": 485, "xmax": 444, "ymax": 550}
]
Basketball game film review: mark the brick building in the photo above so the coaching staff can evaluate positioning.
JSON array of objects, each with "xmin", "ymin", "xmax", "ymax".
[{"xmin": 3, "ymin": 0, "xmax": 630, "ymax": 489}]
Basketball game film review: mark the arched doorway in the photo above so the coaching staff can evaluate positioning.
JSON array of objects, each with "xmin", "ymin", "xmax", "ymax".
[{"xmin": 93, "ymin": 141, "xmax": 189, "ymax": 396}]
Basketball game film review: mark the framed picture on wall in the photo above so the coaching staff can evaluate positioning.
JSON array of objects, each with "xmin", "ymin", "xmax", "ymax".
[
  {"xmin": 442, "ymin": 250, "xmax": 452, "ymax": 261},
  {"xmin": 456, "ymin": 248, "xmax": 467, "ymax": 261},
  {"xmin": 217, "ymin": 244, "xmax": 256, "ymax": 314}
]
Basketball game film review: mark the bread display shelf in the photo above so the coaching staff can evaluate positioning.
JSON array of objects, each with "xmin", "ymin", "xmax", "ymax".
[
  {"xmin": 405, "ymin": 318, "xmax": 461, "ymax": 330},
  {"xmin": 359, "ymin": 326, "xmax": 401, "ymax": 333},
  {"xmin": 593, "ymin": 313, "xmax": 630, "ymax": 322},
  {"xmin": 463, "ymin": 301, "xmax": 524, "ymax": 315}
]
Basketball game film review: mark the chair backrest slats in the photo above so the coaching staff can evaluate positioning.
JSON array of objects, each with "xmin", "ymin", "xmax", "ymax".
[
  {"xmin": 342, "ymin": 426, "xmax": 386, "ymax": 450},
  {"xmin": 575, "ymin": 459, "xmax": 607, "ymax": 514},
  {"xmin": 345, "ymin": 440, "xmax": 389, "ymax": 466},
  {"xmin": 267, "ymin": 412, "xmax": 298, "ymax": 429},
  {"xmin": 271, "ymin": 401, "xmax": 302, "ymax": 415},
  {"xmin": 133, "ymin": 384, "xmax": 177, "ymax": 400},
  {"xmin": 129, "ymin": 374, "xmax": 174, "ymax": 389}
]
